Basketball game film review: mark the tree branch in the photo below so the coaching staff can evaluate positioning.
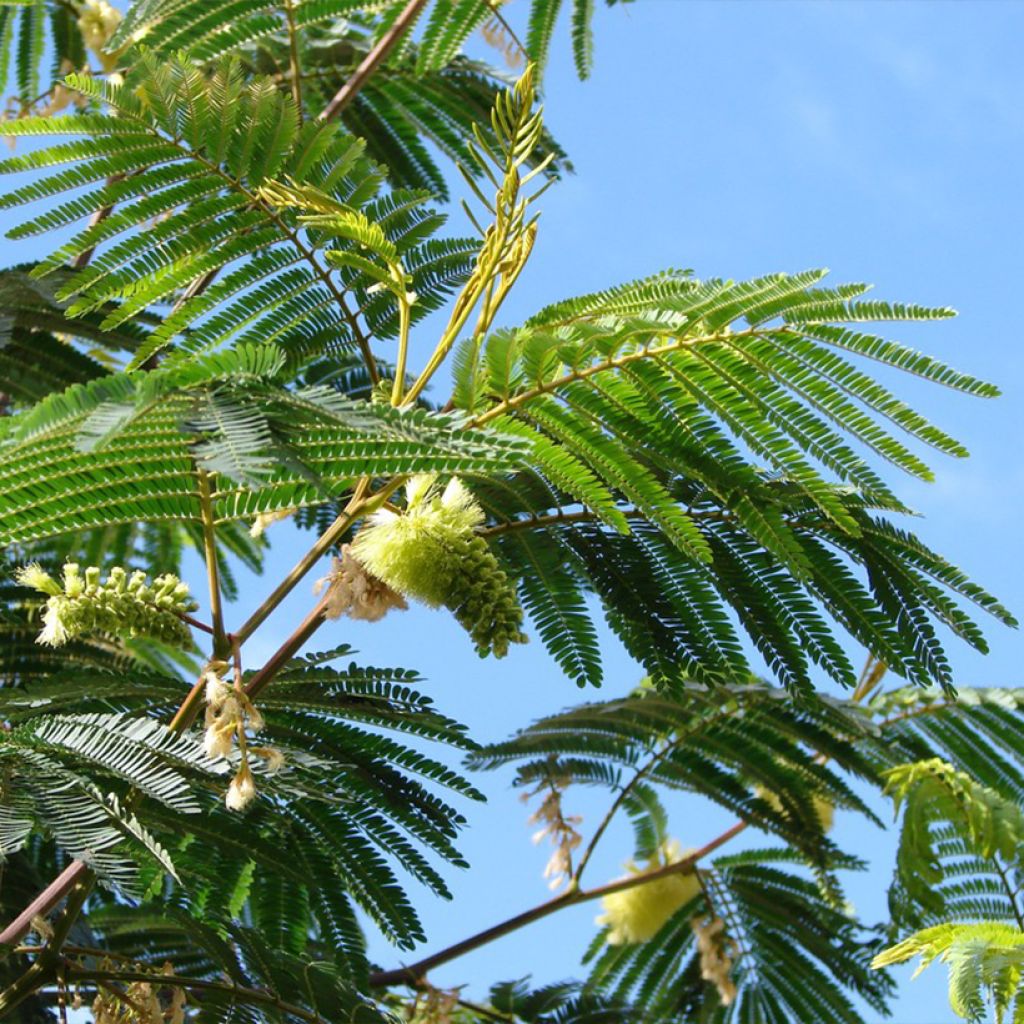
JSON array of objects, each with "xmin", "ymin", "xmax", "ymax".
[
  {"xmin": 369, "ymin": 820, "xmax": 746, "ymax": 988},
  {"xmin": 318, "ymin": 0, "xmax": 429, "ymax": 122},
  {"xmin": 244, "ymin": 594, "xmax": 329, "ymax": 701},
  {"xmin": 0, "ymin": 876, "xmax": 93, "ymax": 1016},
  {"xmin": 0, "ymin": 862, "xmax": 87, "ymax": 951}
]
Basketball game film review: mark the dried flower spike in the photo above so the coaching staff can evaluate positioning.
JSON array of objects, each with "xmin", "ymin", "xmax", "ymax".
[
  {"xmin": 691, "ymin": 913, "xmax": 739, "ymax": 1005},
  {"xmin": 314, "ymin": 544, "xmax": 407, "ymax": 622},
  {"xmin": 522, "ymin": 767, "xmax": 582, "ymax": 891}
]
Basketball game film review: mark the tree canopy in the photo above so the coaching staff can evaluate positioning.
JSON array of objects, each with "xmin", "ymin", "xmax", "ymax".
[{"xmin": 0, "ymin": 2, "xmax": 1020, "ymax": 1022}]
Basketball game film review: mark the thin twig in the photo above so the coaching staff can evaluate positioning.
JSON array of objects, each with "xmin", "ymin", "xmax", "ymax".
[
  {"xmin": 992, "ymin": 857, "xmax": 1024, "ymax": 931},
  {"xmin": 70, "ymin": 175, "xmax": 123, "ymax": 270},
  {"xmin": 468, "ymin": 328, "xmax": 754, "ymax": 428},
  {"xmin": 178, "ymin": 612, "xmax": 215, "ymax": 636},
  {"xmin": 283, "ymin": 0, "xmax": 304, "ymax": 112},
  {"xmin": 244, "ymin": 595, "xmax": 330, "ymax": 701}
]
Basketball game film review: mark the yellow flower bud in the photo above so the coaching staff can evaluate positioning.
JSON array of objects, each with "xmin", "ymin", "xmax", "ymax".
[{"xmin": 350, "ymin": 475, "xmax": 526, "ymax": 657}]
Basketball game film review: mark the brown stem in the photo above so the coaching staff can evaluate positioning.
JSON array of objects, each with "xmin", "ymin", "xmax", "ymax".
[
  {"xmin": 283, "ymin": 0, "xmax": 304, "ymax": 111},
  {"xmin": 244, "ymin": 595, "xmax": 329, "ymax": 701},
  {"xmin": 70, "ymin": 177, "xmax": 122, "ymax": 271},
  {"xmin": 318, "ymin": 0, "xmax": 429, "ymax": 122},
  {"xmin": 0, "ymin": 862, "xmax": 86, "ymax": 950},
  {"xmin": 369, "ymin": 821, "xmax": 746, "ymax": 988},
  {"xmin": 179, "ymin": 612, "xmax": 215, "ymax": 636}
]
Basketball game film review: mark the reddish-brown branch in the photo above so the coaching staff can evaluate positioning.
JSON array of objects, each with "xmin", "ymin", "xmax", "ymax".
[
  {"xmin": 178, "ymin": 612, "xmax": 215, "ymax": 635},
  {"xmin": 318, "ymin": 0, "xmax": 429, "ymax": 122},
  {"xmin": 0, "ymin": 862, "xmax": 86, "ymax": 950}
]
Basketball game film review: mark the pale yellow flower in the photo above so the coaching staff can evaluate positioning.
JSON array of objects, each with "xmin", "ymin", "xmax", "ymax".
[
  {"xmin": 78, "ymin": 0, "xmax": 123, "ymax": 73},
  {"xmin": 596, "ymin": 840, "xmax": 701, "ymax": 945}
]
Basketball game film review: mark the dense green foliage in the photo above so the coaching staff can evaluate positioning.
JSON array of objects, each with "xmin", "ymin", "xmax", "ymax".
[{"xmin": 0, "ymin": 2, "xmax": 1019, "ymax": 1022}]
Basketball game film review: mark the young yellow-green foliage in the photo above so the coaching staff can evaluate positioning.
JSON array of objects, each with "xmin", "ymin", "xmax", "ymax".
[
  {"xmin": 16, "ymin": 563, "xmax": 197, "ymax": 649},
  {"xmin": 596, "ymin": 840, "xmax": 702, "ymax": 945},
  {"xmin": 351, "ymin": 475, "xmax": 527, "ymax": 657}
]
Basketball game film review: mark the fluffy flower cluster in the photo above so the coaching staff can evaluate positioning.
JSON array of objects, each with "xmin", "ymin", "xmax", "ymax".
[
  {"xmin": 202, "ymin": 665, "xmax": 282, "ymax": 812},
  {"xmin": 596, "ymin": 839, "xmax": 702, "ymax": 945},
  {"xmin": 350, "ymin": 475, "xmax": 527, "ymax": 657},
  {"xmin": 16, "ymin": 563, "xmax": 197, "ymax": 648},
  {"xmin": 755, "ymin": 783, "xmax": 834, "ymax": 832},
  {"xmin": 315, "ymin": 544, "xmax": 407, "ymax": 622},
  {"xmin": 691, "ymin": 913, "xmax": 738, "ymax": 1006}
]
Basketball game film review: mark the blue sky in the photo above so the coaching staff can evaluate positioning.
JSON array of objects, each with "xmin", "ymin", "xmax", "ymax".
[{"xmin": 9, "ymin": 2, "xmax": 1024, "ymax": 1022}]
